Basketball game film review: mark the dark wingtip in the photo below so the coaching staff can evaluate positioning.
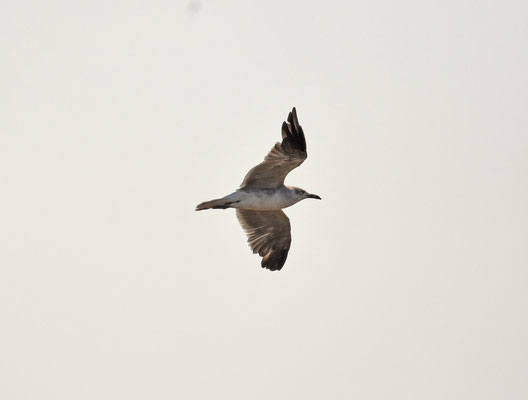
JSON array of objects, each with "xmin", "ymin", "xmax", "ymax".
[
  {"xmin": 282, "ymin": 107, "xmax": 306, "ymax": 153},
  {"xmin": 261, "ymin": 249, "xmax": 288, "ymax": 271},
  {"xmin": 287, "ymin": 108, "xmax": 295, "ymax": 126}
]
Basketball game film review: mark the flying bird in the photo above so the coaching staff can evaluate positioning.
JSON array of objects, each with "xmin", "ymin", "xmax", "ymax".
[{"xmin": 196, "ymin": 107, "xmax": 321, "ymax": 271}]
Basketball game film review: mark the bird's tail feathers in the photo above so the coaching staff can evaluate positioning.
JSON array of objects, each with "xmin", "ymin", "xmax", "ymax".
[{"xmin": 195, "ymin": 198, "xmax": 234, "ymax": 211}]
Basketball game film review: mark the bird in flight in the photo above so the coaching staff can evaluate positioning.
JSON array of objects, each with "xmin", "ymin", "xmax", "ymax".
[{"xmin": 196, "ymin": 107, "xmax": 321, "ymax": 271}]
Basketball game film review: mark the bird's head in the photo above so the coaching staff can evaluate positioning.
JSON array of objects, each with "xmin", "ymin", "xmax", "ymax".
[{"xmin": 291, "ymin": 186, "xmax": 322, "ymax": 202}]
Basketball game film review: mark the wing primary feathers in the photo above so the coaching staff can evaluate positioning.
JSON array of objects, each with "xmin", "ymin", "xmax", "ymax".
[{"xmin": 286, "ymin": 107, "xmax": 306, "ymax": 153}]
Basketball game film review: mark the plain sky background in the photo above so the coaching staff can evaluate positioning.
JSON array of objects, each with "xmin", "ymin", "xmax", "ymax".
[{"xmin": 1, "ymin": 0, "xmax": 527, "ymax": 399}]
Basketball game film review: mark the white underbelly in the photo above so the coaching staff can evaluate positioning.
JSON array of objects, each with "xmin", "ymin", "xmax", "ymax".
[{"xmin": 229, "ymin": 190, "xmax": 293, "ymax": 210}]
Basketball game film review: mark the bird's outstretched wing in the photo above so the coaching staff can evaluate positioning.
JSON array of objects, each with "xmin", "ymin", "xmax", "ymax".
[
  {"xmin": 236, "ymin": 209, "xmax": 292, "ymax": 271},
  {"xmin": 240, "ymin": 107, "xmax": 307, "ymax": 189}
]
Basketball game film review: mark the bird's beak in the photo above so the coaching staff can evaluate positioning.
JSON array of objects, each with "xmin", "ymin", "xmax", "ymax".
[{"xmin": 307, "ymin": 194, "xmax": 321, "ymax": 200}]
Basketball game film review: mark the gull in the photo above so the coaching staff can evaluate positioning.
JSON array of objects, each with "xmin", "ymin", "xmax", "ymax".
[{"xmin": 196, "ymin": 107, "xmax": 321, "ymax": 271}]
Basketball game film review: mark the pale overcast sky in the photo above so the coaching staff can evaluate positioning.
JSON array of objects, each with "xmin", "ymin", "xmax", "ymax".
[{"xmin": 1, "ymin": 1, "xmax": 527, "ymax": 399}]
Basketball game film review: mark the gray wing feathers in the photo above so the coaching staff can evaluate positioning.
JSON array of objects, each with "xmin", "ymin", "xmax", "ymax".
[
  {"xmin": 236, "ymin": 210, "xmax": 292, "ymax": 271},
  {"xmin": 240, "ymin": 107, "xmax": 308, "ymax": 189}
]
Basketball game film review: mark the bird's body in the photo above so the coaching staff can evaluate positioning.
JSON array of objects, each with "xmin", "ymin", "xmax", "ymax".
[
  {"xmin": 196, "ymin": 185, "xmax": 307, "ymax": 211},
  {"xmin": 196, "ymin": 107, "xmax": 320, "ymax": 271}
]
